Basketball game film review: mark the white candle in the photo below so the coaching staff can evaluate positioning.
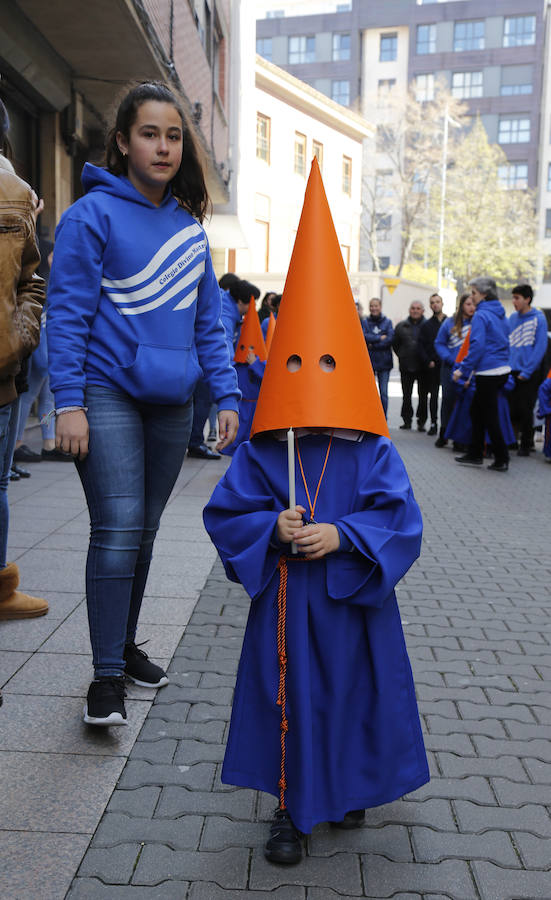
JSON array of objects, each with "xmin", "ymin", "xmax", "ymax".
[{"xmin": 287, "ymin": 427, "xmax": 297, "ymax": 555}]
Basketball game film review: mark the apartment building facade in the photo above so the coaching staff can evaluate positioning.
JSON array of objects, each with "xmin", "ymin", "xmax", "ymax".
[{"xmin": 257, "ymin": 0, "xmax": 551, "ymax": 304}]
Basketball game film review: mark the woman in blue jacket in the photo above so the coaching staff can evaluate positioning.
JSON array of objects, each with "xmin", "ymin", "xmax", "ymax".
[
  {"xmin": 453, "ymin": 277, "xmax": 511, "ymax": 472},
  {"xmin": 47, "ymin": 83, "xmax": 239, "ymax": 726}
]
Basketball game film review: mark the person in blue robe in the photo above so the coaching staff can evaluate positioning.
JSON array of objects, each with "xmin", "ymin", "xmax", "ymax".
[
  {"xmin": 537, "ymin": 376, "xmax": 551, "ymax": 460},
  {"xmin": 446, "ymin": 376, "xmax": 515, "ymax": 449},
  {"xmin": 203, "ymin": 429, "xmax": 429, "ymax": 855},
  {"xmin": 221, "ymin": 356, "xmax": 266, "ymax": 457}
]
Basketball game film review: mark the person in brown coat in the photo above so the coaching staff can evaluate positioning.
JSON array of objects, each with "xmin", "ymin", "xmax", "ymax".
[{"xmin": 0, "ymin": 98, "xmax": 47, "ymax": 635}]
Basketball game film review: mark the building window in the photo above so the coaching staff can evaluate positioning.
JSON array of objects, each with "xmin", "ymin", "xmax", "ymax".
[
  {"xmin": 376, "ymin": 170, "xmax": 393, "ymax": 198},
  {"xmin": 498, "ymin": 117, "xmax": 530, "ymax": 144},
  {"xmin": 378, "ymin": 78, "xmax": 396, "ymax": 97},
  {"xmin": 256, "ymin": 38, "xmax": 272, "ymax": 61},
  {"xmin": 313, "ymin": 140, "xmax": 323, "ymax": 172},
  {"xmin": 415, "ymin": 73, "xmax": 435, "ymax": 102},
  {"xmin": 376, "ymin": 213, "xmax": 392, "ymax": 241},
  {"xmin": 289, "ymin": 35, "xmax": 315, "ymax": 64},
  {"xmin": 453, "ymin": 20, "xmax": 485, "ymax": 52},
  {"xmin": 332, "ymin": 33, "xmax": 351, "ymax": 61},
  {"xmin": 331, "ymin": 80, "xmax": 350, "ymax": 105},
  {"xmin": 498, "ymin": 163, "xmax": 528, "ymax": 189},
  {"xmin": 253, "ymin": 194, "xmax": 270, "ymax": 273},
  {"xmin": 376, "ymin": 124, "xmax": 395, "ymax": 153},
  {"xmin": 546, "ymin": 209, "xmax": 551, "ymax": 238},
  {"xmin": 416, "ymin": 24, "xmax": 436, "ymax": 55},
  {"xmin": 342, "ymin": 156, "xmax": 352, "ymax": 195},
  {"xmin": 451, "ymin": 71, "xmax": 483, "ymax": 99},
  {"xmin": 380, "ymin": 33, "xmax": 397, "ymax": 62},
  {"xmin": 256, "ymin": 113, "xmax": 270, "ymax": 163},
  {"xmin": 503, "ymin": 16, "xmax": 536, "ymax": 47},
  {"xmin": 379, "ymin": 256, "xmax": 390, "ymax": 271},
  {"xmin": 500, "ymin": 83, "xmax": 532, "ymax": 96},
  {"xmin": 294, "ymin": 132, "xmax": 307, "ymax": 176}
]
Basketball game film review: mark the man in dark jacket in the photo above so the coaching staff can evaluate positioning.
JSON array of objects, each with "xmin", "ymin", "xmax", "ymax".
[
  {"xmin": 392, "ymin": 301, "xmax": 426, "ymax": 430},
  {"xmin": 419, "ymin": 293, "xmax": 447, "ymax": 436},
  {"xmin": 361, "ymin": 297, "xmax": 394, "ymax": 418}
]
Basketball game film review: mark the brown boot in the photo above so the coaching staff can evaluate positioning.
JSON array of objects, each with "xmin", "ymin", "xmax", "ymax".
[{"xmin": 0, "ymin": 562, "xmax": 48, "ymax": 619}]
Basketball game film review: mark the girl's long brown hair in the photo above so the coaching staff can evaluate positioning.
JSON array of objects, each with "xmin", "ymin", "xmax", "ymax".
[
  {"xmin": 105, "ymin": 82, "xmax": 210, "ymax": 222},
  {"xmin": 452, "ymin": 291, "xmax": 472, "ymax": 336}
]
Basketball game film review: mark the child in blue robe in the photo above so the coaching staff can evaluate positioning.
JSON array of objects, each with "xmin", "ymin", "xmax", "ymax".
[
  {"xmin": 537, "ymin": 374, "xmax": 551, "ymax": 461},
  {"xmin": 204, "ymin": 157, "xmax": 429, "ymax": 864}
]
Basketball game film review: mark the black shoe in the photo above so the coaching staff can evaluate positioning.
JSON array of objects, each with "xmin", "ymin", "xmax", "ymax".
[
  {"xmin": 207, "ymin": 430, "xmax": 217, "ymax": 442},
  {"xmin": 455, "ymin": 454, "xmax": 483, "ymax": 466},
  {"xmin": 41, "ymin": 447, "xmax": 74, "ymax": 461},
  {"xmin": 9, "ymin": 467, "xmax": 20, "ymax": 481},
  {"xmin": 417, "ymin": 424, "xmax": 426, "ymax": 433},
  {"xmin": 124, "ymin": 641, "xmax": 169, "ymax": 688},
  {"xmin": 517, "ymin": 448, "xmax": 531, "ymax": 457},
  {"xmin": 330, "ymin": 809, "xmax": 365, "ymax": 830},
  {"xmin": 399, "ymin": 423, "xmax": 411, "ymax": 430},
  {"xmin": 13, "ymin": 444, "xmax": 42, "ymax": 463},
  {"xmin": 84, "ymin": 676, "xmax": 127, "ymax": 726},
  {"xmin": 434, "ymin": 437, "xmax": 447, "ymax": 448},
  {"xmin": 11, "ymin": 463, "xmax": 31, "ymax": 478},
  {"xmin": 428, "ymin": 424, "xmax": 437, "ymax": 436},
  {"xmin": 487, "ymin": 461, "xmax": 509, "ymax": 472},
  {"xmin": 264, "ymin": 808, "xmax": 303, "ymax": 865},
  {"xmin": 187, "ymin": 443, "xmax": 221, "ymax": 460}
]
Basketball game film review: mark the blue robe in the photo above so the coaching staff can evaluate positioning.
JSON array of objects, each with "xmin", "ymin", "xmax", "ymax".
[
  {"xmin": 445, "ymin": 379, "xmax": 515, "ymax": 447},
  {"xmin": 537, "ymin": 378, "xmax": 551, "ymax": 459},
  {"xmin": 203, "ymin": 433, "xmax": 429, "ymax": 833},
  {"xmin": 221, "ymin": 360, "xmax": 266, "ymax": 457}
]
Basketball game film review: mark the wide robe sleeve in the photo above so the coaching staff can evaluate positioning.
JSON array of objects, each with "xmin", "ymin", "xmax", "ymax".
[
  {"xmin": 203, "ymin": 440, "xmax": 284, "ymax": 599},
  {"xmin": 329, "ymin": 438, "xmax": 422, "ymax": 608}
]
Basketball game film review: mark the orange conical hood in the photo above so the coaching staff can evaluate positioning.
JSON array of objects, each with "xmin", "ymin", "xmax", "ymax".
[
  {"xmin": 234, "ymin": 298, "xmax": 267, "ymax": 362},
  {"xmin": 547, "ymin": 367, "xmax": 551, "ymax": 379},
  {"xmin": 265, "ymin": 313, "xmax": 276, "ymax": 354},
  {"xmin": 251, "ymin": 158, "xmax": 389, "ymax": 438},
  {"xmin": 455, "ymin": 329, "xmax": 471, "ymax": 363}
]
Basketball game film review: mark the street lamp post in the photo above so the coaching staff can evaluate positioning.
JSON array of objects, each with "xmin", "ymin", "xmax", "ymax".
[{"xmin": 437, "ymin": 105, "xmax": 461, "ymax": 293}]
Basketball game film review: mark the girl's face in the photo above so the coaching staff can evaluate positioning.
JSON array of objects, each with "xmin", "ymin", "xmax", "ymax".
[
  {"xmin": 462, "ymin": 297, "xmax": 476, "ymax": 317},
  {"xmin": 117, "ymin": 100, "xmax": 183, "ymax": 205}
]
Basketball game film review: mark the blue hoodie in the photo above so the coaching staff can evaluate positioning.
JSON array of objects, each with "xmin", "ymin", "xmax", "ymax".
[
  {"xmin": 434, "ymin": 317, "xmax": 471, "ymax": 367},
  {"xmin": 47, "ymin": 164, "xmax": 240, "ymax": 411},
  {"xmin": 508, "ymin": 307, "xmax": 548, "ymax": 379},
  {"xmin": 456, "ymin": 298, "xmax": 510, "ymax": 381}
]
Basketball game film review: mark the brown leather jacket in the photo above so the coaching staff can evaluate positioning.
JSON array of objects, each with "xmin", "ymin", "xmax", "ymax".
[{"xmin": 0, "ymin": 155, "xmax": 44, "ymax": 406}]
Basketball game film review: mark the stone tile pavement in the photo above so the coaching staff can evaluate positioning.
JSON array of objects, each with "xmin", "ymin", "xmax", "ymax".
[{"xmin": 1, "ymin": 394, "xmax": 551, "ymax": 899}]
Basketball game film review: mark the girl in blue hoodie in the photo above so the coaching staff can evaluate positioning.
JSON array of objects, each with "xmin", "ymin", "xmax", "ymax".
[{"xmin": 47, "ymin": 83, "xmax": 240, "ymax": 726}]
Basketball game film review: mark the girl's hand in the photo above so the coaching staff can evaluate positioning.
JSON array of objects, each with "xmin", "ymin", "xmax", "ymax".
[
  {"xmin": 293, "ymin": 522, "xmax": 340, "ymax": 560},
  {"xmin": 277, "ymin": 505, "xmax": 306, "ymax": 543},
  {"xmin": 55, "ymin": 410, "xmax": 89, "ymax": 460},
  {"xmin": 216, "ymin": 409, "xmax": 239, "ymax": 450}
]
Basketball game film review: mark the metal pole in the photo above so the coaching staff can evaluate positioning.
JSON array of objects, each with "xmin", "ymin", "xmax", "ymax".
[{"xmin": 437, "ymin": 105, "xmax": 449, "ymax": 293}]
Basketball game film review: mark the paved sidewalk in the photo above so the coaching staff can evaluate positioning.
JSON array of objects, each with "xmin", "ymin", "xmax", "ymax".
[{"xmin": 2, "ymin": 398, "xmax": 551, "ymax": 899}]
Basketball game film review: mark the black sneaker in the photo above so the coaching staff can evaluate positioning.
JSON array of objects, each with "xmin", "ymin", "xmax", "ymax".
[
  {"xmin": 434, "ymin": 437, "xmax": 447, "ymax": 448},
  {"xmin": 264, "ymin": 808, "xmax": 303, "ymax": 865},
  {"xmin": 84, "ymin": 676, "xmax": 127, "ymax": 726},
  {"xmin": 399, "ymin": 423, "xmax": 412, "ymax": 430},
  {"xmin": 455, "ymin": 454, "xmax": 483, "ymax": 467},
  {"xmin": 124, "ymin": 641, "xmax": 169, "ymax": 688},
  {"xmin": 428, "ymin": 424, "xmax": 437, "ymax": 436},
  {"xmin": 487, "ymin": 461, "xmax": 509, "ymax": 472},
  {"xmin": 330, "ymin": 808, "xmax": 365, "ymax": 830}
]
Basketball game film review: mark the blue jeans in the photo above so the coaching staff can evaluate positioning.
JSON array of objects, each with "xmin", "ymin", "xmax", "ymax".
[
  {"xmin": 374, "ymin": 369, "xmax": 390, "ymax": 417},
  {"xmin": 189, "ymin": 378, "xmax": 212, "ymax": 447},
  {"xmin": 0, "ymin": 397, "xmax": 20, "ymax": 568},
  {"xmin": 76, "ymin": 386, "xmax": 193, "ymax": 677}
]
